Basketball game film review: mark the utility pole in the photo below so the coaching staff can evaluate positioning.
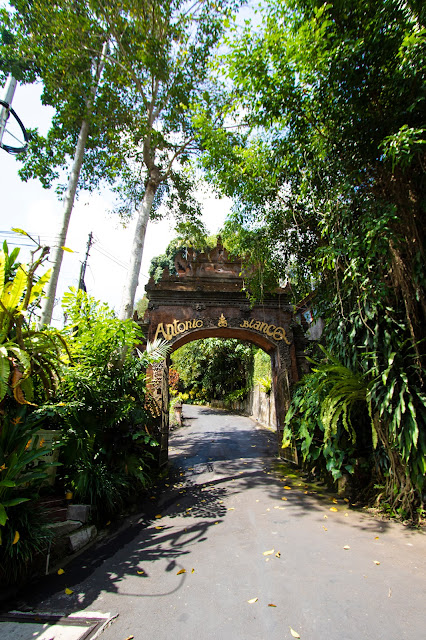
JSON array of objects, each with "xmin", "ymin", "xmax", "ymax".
[{"xmin": 78, "ymin": 231, "xmax": 93, "ymax": 292}]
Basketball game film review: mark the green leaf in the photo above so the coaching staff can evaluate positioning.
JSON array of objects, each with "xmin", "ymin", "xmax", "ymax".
[
  {"xmin": 2, "ymin": 497, "xmax": 30, "ymax": 507},
  {"xmin": 2, "ymin": 264, "xmax": 26, "ymax": 311},
  {"xmin": 11, "ymin": 228, "xmax": 28, "ymax": 236},
  {"xmin": 0, "ymin": 503, "xmax": 8, "ymax": 525},
  {"xmin": 0, "ymin": 480, "xmax": 16, "ymax": 488}
]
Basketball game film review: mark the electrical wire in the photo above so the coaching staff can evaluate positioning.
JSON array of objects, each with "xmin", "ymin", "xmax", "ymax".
[{"xmin": 92, "ymin": 245, "xmax": 128, "ymax": 270}]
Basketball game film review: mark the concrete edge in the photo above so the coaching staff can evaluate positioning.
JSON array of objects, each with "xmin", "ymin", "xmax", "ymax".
[{"xmin": 3, "ymin": 610, "xmax": 119, "ymax": 639}]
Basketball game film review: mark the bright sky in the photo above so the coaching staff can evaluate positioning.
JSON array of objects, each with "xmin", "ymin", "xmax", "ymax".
[{"xmin": 0, "ymin": 82, "xmax": 231, "ymax": 324}]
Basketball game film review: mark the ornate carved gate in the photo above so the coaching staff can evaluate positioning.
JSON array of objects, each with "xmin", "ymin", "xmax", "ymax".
[{"xmin": 139, "ymin": 239, "xmax": 308, "ymax": 465}]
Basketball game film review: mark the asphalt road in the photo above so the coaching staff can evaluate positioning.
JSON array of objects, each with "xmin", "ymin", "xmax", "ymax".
[{"xmin": 14, "ymin": 405, "xmax": 426, "ymax": 640}]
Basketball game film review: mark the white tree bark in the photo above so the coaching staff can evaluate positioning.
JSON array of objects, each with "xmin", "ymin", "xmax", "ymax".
[
  {"xmin": 119, "ymin": 181, "xmax": 157, "ymax": 320},
  {"xmin": 39, "ymin": 42, "xmax": 108, "ymax": 326},
  {"xmin": 0, "ymin": 75, "xmax": 17, "ymax": 145}
]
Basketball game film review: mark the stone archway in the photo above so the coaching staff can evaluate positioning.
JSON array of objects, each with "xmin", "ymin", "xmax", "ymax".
[{"xmin": 138, "ymin": 239, "xmax": 308, "ymax": 465}]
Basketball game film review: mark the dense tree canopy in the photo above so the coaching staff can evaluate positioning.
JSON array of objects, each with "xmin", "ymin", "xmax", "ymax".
[
  {"xmin": 1, "ymin": 0, "xmax": 239, "ymax": 322},
  {"xmin": 196, "ymin": 0, "xmax": 426, "ymax": 519},
  {"xmin": 172, "ymin": 338, "xmax": 254, "ymax": 403}
]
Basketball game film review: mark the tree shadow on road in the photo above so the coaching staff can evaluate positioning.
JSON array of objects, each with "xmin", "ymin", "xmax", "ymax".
[{"xmin": 10, "ymin": 409, "xmax": 421, "ymax": 618}]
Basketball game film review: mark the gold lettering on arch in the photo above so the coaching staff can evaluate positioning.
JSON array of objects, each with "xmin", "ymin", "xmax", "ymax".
[
  {"xmin": 240, "ymin": 318, "xmax": 291, "ymax": 344},
  {"xmin": 153, "ymin": 318, "xmax": 204, "ymax": 342},
  {"xmin": 152, "ymin": 315, "xmax": 290, "ymax": 345}
]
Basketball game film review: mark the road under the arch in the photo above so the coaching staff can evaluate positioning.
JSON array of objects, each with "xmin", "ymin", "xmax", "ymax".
[
  {"xmin": 14, "ymin": 406, "xmax": 426, "ymax": 640},
  {"xmin": 102, "ymin": 405, "xmax": 425, "ymax": 640},
  {"xmin": 168, "ymin": 403, "xmax": 278, "ymax": 480}
]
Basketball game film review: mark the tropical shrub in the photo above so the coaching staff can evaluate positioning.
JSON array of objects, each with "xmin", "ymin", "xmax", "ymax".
[
  {"xmin": 284, "ymin": 337, "xmax": 426, "ymax": 520},
  {"xmin": 35, "ymin": 288, "xmax": 165, "ymax": 520},
  {"xmin": 0, "ymin": 499, "xmax": 53, "ymax": 584},
  {"xmin": 171, "ymin": 338, "xmax": 254, "ymax": 403},
  {"xmin": 0, "ymin": 239, "xmax": 66, "ymax": 580}
]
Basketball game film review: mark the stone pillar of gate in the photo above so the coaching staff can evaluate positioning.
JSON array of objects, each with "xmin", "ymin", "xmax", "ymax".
[
  {"xmin": 158, "ymin": 356, "xmax": 170, "ymax": 467},
  {"xmin": 146, "ymin": 358, "xmax": 170, "ymax": 467},
  {"xmin": 271, "ymin": 328, "xmax": 300, "ymax": 464}
]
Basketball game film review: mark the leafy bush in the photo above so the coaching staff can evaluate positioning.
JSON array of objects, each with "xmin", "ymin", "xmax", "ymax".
[
  {"xmin": 0, "ymin": 239, "xmax": 65, "ymax": 581},
  {"xmin": 283, "ymin": 364, "xmax": 359, "ymax": 483},
  {"xmin": 0, "ymin": 499, "xmax": 53, "ymax": 584},
  {"xmin": 172, "ymin": 338, "xmax": 254, "ymax": 402},
  {"xmin": 284, "ymin": 332, "xmax": 426, "ymax": 521},
  {"xmin": 257, "ymin": 376, "xmax": 272, "ymax": 395},
  {"xmin": 34, "ymin": 289, "xmax": 164, "ymax": 519}
]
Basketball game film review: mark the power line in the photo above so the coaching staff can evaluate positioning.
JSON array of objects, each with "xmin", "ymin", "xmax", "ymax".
[
  {"xmin": 92, "ymin": 236, "xmax": 129, "ymax": 266},
  {"xmin": 2, "ymin": 242, "xmax": 34, "ymax": 247},
  {"xmin": 92, "ymin": 246, "xmax": 128, "ymax": 270}
]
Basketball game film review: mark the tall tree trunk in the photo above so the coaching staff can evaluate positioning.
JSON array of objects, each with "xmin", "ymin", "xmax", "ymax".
[
  {"xmin": 119, "ymin": 179, "xmax": 158, "ymax": 320},
  {"xmin": 39, "ymin": 42, "xmax": 108, "ymax": 326}
]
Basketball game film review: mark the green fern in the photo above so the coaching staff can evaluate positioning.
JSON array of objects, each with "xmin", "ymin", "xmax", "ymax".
[{"xmin": 312, "ymin": 346, "xmax": 376, "ymax": 447}]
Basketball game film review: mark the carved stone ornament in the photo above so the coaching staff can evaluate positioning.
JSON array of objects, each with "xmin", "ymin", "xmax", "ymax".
[{"xmin": 218, "ymin": 313, "xmax": 228, "ymax": 327}]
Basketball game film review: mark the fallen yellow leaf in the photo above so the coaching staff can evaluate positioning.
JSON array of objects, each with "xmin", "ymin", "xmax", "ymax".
[
  {"xmin": 275, "ymin": 551, "xmax": 281, "ymax": 558},
  {"xmin": 373, "ymin": 560, "xmax": 381, "ymax": 565},
  {"xmin": 281, "ymin": 497, "xmax": 287, "ymax": 501},
  {"xmin": 155, "ymin": 514, "xmax": 162, "ymax": 519},
  {"xmin": 290, "ymin": 628, "xmax": 301, "ymax": 638},
  {"xmin": 284, "ymin": 486, "xmax": 292, "ymax": 490},
  {"xmin": 65, "ymin": 588, "xmax": 73, "ymax": 595},
  {"xmin": 344, "ymin": 513, "xmax": 349, "ymax": 517},
  {"xmin": 323, "ymin": 526, "xmax": 327, "ymax": 531},
  {"xmin": 228, "ymin": 507, "xmax": 235, "ymax": 511},
  {"xmin": 268, "ymin": 603, "xmax": 277, "ymax": 607},
  {"xmin": 374, "ymin": 536, "xmax": 379, "ymax": 540},
  {"xmin": 155, "ymin": 526, "xmax": 163, "ymax": 530},
  {"xmin": 247, "ymin": 597, "xmax": 258, "ymax": 603},
  {"xmin": 332, "ymin": 498, "xmax": 338, "ymax": 504},
  {"xmin": 12, "ymin": 530, "xmax": 20, "ymax": 545},
  {"xmin": 176, "ymin": 569, "xmax": 186, "ymax": 575},
  {"xmin": 57, "ymin": 568, "xmax": 65, "ymax": 575},
  {"xmin": 323, "ymin": 515, "xmax": 328, "ymax": 519},
  {"xmin": 330, "ymin": 507, "xmax": 338, "ymax": 512},
  {"xmin": 263, "ymin": 549, "xmax": 274, "ymax": 556},
  {"xmin": 191, "ymin": 568, "xmax": 195, "ymax": 574},
  {"xmin": 123, "ymin": 636, "xmax": 134, "ymax": 640},
  {"xmin": 106, "ymin": 521, "xmax": 111, "ymax": 526},
  {"xmin": 137, "ymin": 570, "xmax": 144, "ymax": 575},
  {"xmin": 344, "ymin": 498, "xmax": 349, "ymax": 502}
]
